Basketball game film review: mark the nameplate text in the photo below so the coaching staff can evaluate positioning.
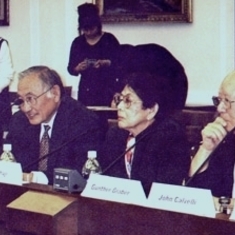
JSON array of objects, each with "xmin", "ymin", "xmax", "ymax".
[
  {"xmin": 0, "ymin": 161, "xmax": 22, "ymax": 186},
  {"xmin": 81, "ymin": 174, "xmax": 147, "ymax": 206},
  {"xmin": 147, "ymin": 183, "xmax": 215, "ymax": 218}
]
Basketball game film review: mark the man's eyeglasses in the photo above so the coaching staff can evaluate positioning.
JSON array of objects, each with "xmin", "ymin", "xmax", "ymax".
[
  {"xmin": 212, "ymin": 96, "xmax": 235, "ymax": 109},
  {"xmin": 17, "ymin": 86, "xmax": 52, "ymax": 107},
  {"xmin": 113, "ymin": 93, "xmax": 142, "ymax": 109}
]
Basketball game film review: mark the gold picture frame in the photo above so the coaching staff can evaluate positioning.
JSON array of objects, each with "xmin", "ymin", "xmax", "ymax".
[
  {"xmin": 0, "ymin": 0, "xmax": 9, "ymax": 26},
  {"xmin": 93, "ymin": 0, "xmax": 192, "ymax": 23}
]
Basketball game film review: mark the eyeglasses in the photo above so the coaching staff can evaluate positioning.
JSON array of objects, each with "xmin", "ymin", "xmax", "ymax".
[
  {"xmin": 17, "ymin": 86, "xmax": 52, "ymax": 107},
  {"xmin": 113, "ymin": 93, "xmax": 142, "ymax": 109},
  {"xmin": 212, "ymin": 96, "xmax": 235, "ymax": 109}
]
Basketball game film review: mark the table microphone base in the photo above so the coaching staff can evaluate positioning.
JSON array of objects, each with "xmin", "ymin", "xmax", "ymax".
[{"xmin": 53, "ymin": 168, "xmax": 87, "ymax": 193}]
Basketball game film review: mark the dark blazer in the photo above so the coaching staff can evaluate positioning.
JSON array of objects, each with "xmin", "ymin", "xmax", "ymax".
[
  {"xmin": 187, "ymin": 133, "xmax": 235, "ymax": 198},
  {"xmin": 99, "ymin": 118, "xmax": 190, "ymax": 195},
  {"xmin": 7, "ymin": 96, "xmax": 105, "ymax": 184},
  {"xmin": 67, "ymin": 32, "xmax": 120, "ymax": 106}
]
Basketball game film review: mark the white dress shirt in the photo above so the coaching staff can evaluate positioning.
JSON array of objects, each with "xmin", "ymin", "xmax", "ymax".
[{"xmin": 40, "ymin": 111, "xmax": 57, "ymax": 140}]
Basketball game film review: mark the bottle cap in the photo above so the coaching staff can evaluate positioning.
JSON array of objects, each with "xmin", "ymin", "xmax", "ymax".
[
  {"xmin": 88, "ymin": 150, "xmax": 97, "ymax": 159},
  {"xmin": 219, "ymin": 196, "xmax": 231, "ymax": 205},
  {"xmin": 3, "ymin": 144, "xmax": 12, "ymax": 151}
]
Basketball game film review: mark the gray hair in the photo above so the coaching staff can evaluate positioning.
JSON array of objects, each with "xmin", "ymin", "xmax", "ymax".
[{"xmin": 18, "ymin": 65, "xmax": 65, "ymax": 96}]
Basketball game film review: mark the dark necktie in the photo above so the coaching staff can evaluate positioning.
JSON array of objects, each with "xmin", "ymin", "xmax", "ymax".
[{"xmin": 39, "ymin": 125, "xmax": 50, "ymax": 171}]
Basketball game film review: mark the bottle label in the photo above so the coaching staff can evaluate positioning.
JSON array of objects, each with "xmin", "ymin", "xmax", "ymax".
[
  {"xmin": 0, "ymin": 152, "xmax": 16, "ymax": 162},
  {"xmin": 82, "ymin": 159, "xmax": 102, "ymax": 177}
]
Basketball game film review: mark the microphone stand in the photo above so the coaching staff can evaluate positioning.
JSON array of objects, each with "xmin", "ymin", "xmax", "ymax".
[
  {"xmin": 185, "ymin": 126, "xmax": 235, "ymax": 186},
  {"xmin": 23, "ymin": 128, "xmax": 92, "ymax": 171},
  {"xmin": 0, "ymin": 98, "xmax": 23, "ymax": 119},
  {"xmin": 102, "ymin": 130, "xmax": 152, "ymax": 174}
]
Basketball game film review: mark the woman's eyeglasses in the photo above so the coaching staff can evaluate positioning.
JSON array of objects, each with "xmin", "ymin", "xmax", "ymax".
[{"xmin": 113, "ymin": 93, "xmax": 142, "ymax": 109}]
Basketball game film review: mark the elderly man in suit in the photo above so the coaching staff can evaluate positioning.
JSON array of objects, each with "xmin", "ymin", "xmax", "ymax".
[{"xmin": 6, "ymin": 65, "xmax": 104, "ymax": 184}]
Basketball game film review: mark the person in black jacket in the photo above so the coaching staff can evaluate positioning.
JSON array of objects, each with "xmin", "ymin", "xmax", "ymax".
[
  {"xmin": 67, "ymin": 3, "xmax": 120, "ymax": 106},
  {"xmin": 99, "ymin": 72, "xmax": 190, "ymax": 195},
  {"xmin": 188, "ymin": 70, "xmax": 235, "ymax": 198},
  {"xmin": 6, "ymin": 65, "xmax": 105, "ymax": 184}
]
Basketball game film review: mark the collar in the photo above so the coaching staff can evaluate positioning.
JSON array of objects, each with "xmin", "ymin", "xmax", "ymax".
[
  {"xmin": 40, "ymin": 111, "xmax": 57, "ymax": 139},
  {"xmin": 134, "ymin": 120, "xmax": 156, "ymax": 140}
]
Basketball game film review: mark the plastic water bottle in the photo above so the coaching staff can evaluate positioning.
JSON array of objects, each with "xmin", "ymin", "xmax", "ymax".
[
  {"xmin": 0, "ymin": 144, "xmax": 16, "ymax": 162},
  {"xmin": 82, "ymin": 151, "xmax": 102, "ymax": 179},
  {"xmin": 219, "ymin": 196, "xmax": 231, "ymax": 214}
]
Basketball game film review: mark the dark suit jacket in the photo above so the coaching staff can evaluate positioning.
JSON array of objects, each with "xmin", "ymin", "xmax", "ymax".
[
  {"xmin": 7, "ymin": 96, "xmax": 105, "ymax": 184},
  {"xmin": 99, "ymin": 118, "xmax": 190, "ymax": 195},
  {"xmin": 187, "ymin": 133, "xmax": 235, "ymax": 198}
]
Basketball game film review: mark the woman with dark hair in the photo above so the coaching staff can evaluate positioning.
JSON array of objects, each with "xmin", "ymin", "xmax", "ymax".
[
  {"xmin": 99, "ymin": 72, "xmax": 190, "ymax": 195},
  {"xmin": 67, "ymin": 3, "xmax": 120, "ymax": 106}
]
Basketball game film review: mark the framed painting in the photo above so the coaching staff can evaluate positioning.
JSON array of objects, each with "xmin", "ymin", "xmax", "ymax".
[
  {"xmin": 0, "ymin": 0, "xmax": 9, "ymax": 26},
  {"xmin": 93, "ymin": 0, "xmax": 192, "ymax": 23}
]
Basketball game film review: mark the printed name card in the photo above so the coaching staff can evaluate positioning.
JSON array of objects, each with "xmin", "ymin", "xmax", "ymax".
[
  {"xmin": 0, "ymin": 161, "xmax": 22, "ymax": 186},
  {"xmin": 229, "ymin": 207, "xmax": 235, "ymax": 220},
  {"xmin": 81, "ymin": 174, "xmax": 147, "ymax": 206},
  {"xmin": 147, "ymin": 183, "xmax": 215, "ymax": 218}
]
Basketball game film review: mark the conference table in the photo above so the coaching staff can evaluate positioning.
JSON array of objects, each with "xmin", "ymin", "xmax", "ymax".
[{"xmin": 0, "ymin": 182, "xmax": 234, "ymax": 235}]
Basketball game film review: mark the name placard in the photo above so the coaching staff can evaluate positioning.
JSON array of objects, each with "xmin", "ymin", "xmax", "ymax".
[
  {"xmin": 147, "ymin": 183, "xmax": 215, "ymax": 218},
  {"xmin": 81, "ymin": 174, "xmax": 147, "ymax": 206},
  {"xmin": 229, "ymin": 207, "xmax": 235, "ymax": 220},
  {"xmin": 0, "ymin": 161, "xmax": 22, "ymax": 186}
]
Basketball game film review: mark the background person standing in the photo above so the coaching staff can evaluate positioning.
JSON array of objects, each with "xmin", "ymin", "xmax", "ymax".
[{"xmin": 67, "ymin": 3, "xmax": 120, "ymax": 106}]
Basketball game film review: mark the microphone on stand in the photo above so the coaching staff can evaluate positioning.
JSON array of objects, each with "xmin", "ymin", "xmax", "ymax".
[
  {"xmin": 20, "ymin": 120, "xmax": 150, "ymax": 193},
  {"xmin": 1, "ymin": 98, "xmax": 24, "ymax": 140},
  {"xmin": 22, "ymin": 128, "xmax": 98, "ymax": 193},
  {"xmin": 12, "ymin": 98, "xmax": 24, "ymax": 106},
  {"xmin": 22, "ymin": 128, "xmax": 94, "ymax": 171},
  {"xmin": 101, "ymin": 130, "xmax": 152, "ymax": 175},
  {"xmin": 101, "ymin": 140, "xmax": 137, "ymax": 175},
  {"xmin": 0, "ymin": 97, "xmax": 24, "ymax": 123},
  {"xmin": 185, "ymin": 126, "xmax": 235, "ymax": 186},
  {"xmin": 1, "ymin": 97, "xmax": 24, "ymax": 114}
]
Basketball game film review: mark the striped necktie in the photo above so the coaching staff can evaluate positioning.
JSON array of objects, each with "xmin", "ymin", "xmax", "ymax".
[
  {"xmin": 39, "ymin": 125, "xmax": 50, "ymax": 171},
  {"xmin": 125, "ymin": 134, "xmax": 135, "ymax": 178}
]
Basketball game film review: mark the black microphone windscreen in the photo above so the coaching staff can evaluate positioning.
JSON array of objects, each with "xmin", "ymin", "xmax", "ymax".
[
  {"xmin": 13, "ymin": 98, "xmax": 23, "ymax": 106},
  {"xmin": 185, "ymin": 126, "xmax": 235, "ymax": 186}
]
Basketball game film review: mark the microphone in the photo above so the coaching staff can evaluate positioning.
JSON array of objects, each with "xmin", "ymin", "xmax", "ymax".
[
  {"xmin": 101, "ymin": 130, "xmax": 152, "ymax": 175},
  {"xmin": 0, "ymin": 97, "xmax": 23, "ymax": 117},
  {"xmin": 22, "ymin": 128, "xmax": 96, "ymax": 171},
  {"xmin": 185, "ymin": 126, "xmax": 235, "ymax": 186},
  {"xmin": 0, "ymin": 98, "xmax": 23, "ymax": 139},
  {"xmin": 12, "ymin": 98, "xmax": 24, "ymax": 106},
  {"xmin": 21, "ymin": 127, "xmax": 100, "ymax": 193}
]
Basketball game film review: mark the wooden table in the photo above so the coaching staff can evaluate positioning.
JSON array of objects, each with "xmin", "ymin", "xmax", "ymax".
[{"xmin": 0, "ymin": 182, "xmax": 234, "ymax": 235}]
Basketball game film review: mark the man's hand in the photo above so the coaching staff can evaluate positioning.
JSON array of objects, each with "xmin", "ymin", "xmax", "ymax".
[
  {"xmin": 189, "ymin": 117, "xmax": 227, "ymax": 176},
  {"xmin": 201, "ymin": 117, "xmax": 227, "ymax": 152}
]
